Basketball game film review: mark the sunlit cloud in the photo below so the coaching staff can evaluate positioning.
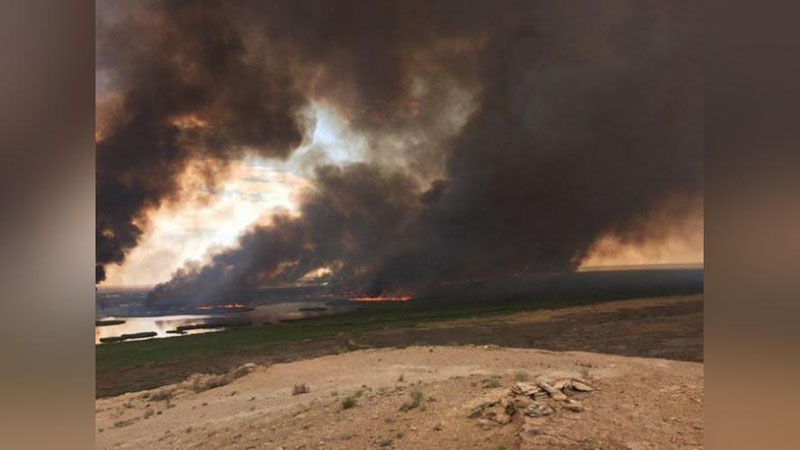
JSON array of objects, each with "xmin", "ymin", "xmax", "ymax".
[
  {"xmin": 103, "ymin": 104, "xmax": 364, "ymax": 286},
  {"xmin": 580, "ymin": 200, "xmax": 704, "ymax": 269},
  {"xmin": 103, "ymin": 158, "xmax": 308, "ymax": 286}
]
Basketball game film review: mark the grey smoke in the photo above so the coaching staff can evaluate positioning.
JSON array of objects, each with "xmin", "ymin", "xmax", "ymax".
[{"xmin": 95, "ymin": 1, "xmax": 701, "ymax": 301}]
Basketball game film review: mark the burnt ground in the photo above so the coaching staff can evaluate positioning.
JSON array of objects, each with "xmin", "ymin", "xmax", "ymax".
[{"xmin": 362, "ymin": 296, "xmax": 703, "ymax": 362}]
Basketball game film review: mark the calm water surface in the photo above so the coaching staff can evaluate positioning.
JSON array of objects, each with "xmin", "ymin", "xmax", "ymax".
[{"xmin": 95, "ymin": 302, "xmax": 356, "ymax": 344}]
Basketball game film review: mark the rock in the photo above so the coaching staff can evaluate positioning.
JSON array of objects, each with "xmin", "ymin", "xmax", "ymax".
[
  {"xmin": 433, "ymin": 422, "xmax": 443, "ymax": 431},
  {"xmin": 231, "ymin": 363, "xmax": 257, "ymax": 379},
  {"xmin": 500, "ymin": 398, "xmax": 517, "ymax": 416},
  {"xmin": 570, "ymin": 381, "xmax": 594, "ymax": 392},
  {"xmin": 563, "ymin": 400, "xmax": 584, "ymax": 412},
  {"xmin": 537, "ymin": 380, "xmax": 567, "ymax": 401},
  {"xmin": 524, "ymin": 401, "xmax": 555, "ymax": 418},
  {"xmin": 468, "ymin": 407, "xmax": 484, "ymax": 419},
  {"xmin": 477, "ymin": 419, "xmax": 493, "ymax": 430},
  {"xmin": 513, "ymin": 396, "xmax": 533, "ymax": 409},
  {"xmin": 511, "ymin": 382, "xmax": 542, "ymax": 396},
  {"xmin": 494, "ymin": 413, "xmax": 512, "ymax": 424},
  {"xmin": 552, "ymin": 379, "xmax": 572, "ymax": 390}
]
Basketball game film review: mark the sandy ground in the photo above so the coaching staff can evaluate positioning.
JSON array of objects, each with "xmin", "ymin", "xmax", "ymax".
[{"xmin": 96, "ymin": 346, "xmax": 703, "ymax": 449}]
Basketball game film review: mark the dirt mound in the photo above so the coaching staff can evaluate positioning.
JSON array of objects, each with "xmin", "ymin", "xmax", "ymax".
[{"xmin": 96, "ymin": 346, "xmax": 703, "ymax": 449}]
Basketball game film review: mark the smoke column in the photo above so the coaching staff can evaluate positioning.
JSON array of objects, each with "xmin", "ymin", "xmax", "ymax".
[{"xmin": 96, "ymin": 1, "xmax": 701, "ymax": 302}]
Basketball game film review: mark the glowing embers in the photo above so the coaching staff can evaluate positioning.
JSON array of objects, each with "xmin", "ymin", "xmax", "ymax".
[{"xmin": 349, "ymin": 295, "xmax": 412, "ymax": 303}]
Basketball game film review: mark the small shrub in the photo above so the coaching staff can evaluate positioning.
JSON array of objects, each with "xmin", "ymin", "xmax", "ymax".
[
  {"xmin": 399, "ymin": 388, "xmax": 424, "ymax": 412},
  {"xmin": 341, "ymin": 396, "xmax": 357, "ymax": 410},
  {"xmin": 514, "ymin": 372, "xmax": 529, "ymax": 382},
  {"xmin": 485, "ymin": 377, "xmax": 501, "ymax": 388},
  {"xmin": 151, "ymin": 389, "xmax": 174, "ymax": 402},
  {"xmin": 292, "ymin": 384, "xmax": 310, "ymax": 395}
]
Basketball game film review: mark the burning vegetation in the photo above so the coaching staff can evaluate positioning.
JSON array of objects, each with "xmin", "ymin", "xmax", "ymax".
[{"xmin": 349, "ymin": 295, "xmax": 413, "ymax": 303}]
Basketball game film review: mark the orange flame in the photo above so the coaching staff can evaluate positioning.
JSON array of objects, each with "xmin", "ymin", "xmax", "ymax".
[
  {"xmin": 349, "ymin": 295, "xmax": 412, "ymax": 303},
  {"xmin": 197, "ymin": 303, "xmax": 247, "ymax": 310}
]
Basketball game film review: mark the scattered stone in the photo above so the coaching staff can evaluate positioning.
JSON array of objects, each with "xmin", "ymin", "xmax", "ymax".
[
  {"xmin": 570, "ymin": 381, "xmax": 594, "ymax": 392},
  {"xmin": 231, "ymin": 363, "xmax": 257, "ymax": 379},
  {"xmin": 433, "ymin": 422, "xmax": 443, "ymax": 431},
  {"xmin": 537, "ymin": 380, "xmax": 567, "ymax": 401},
  {"xmin": 494, "ymin": 413, "xmax": 512, "ymax": 424},
  {"xmin": 551, "ymin": 379, "xmax": 572, "ymax": 390},
  {"xmin": 525, "ymin": 401, "xmax": 555, "ymax": 418},
  {"xmin": 563, "ymin": 400, "xmax": 584, "ymax": 412},
  {"xmin": 468, "ymin": 407, "xmax": 484, "ymax": 419},
  {"xmin": 506, "ymin": 401, "xmax": 517, "ymax": 416},
  {"xmin": 513, "ymin": 396, "xmax": 533, "ymax": 409},
  {"xmin": 511, "ymin": 382, "xmax": 542, "ymax": 396}
]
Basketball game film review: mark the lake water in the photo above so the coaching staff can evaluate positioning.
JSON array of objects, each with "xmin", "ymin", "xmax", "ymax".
[{"xmin": 95, "ymin": 302, "xmax": 357, "ymax": 344}]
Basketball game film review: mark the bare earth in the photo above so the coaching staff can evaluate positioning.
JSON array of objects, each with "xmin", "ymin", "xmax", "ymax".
[{"xmin": 96, "ymin": 347, "xmax": 703, "ymax": 449}]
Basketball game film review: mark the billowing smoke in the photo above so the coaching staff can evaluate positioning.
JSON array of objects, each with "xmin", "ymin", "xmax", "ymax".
[
  {"xmin": 148, "ymin": 163, "xmax": 421, "ymax": 303},
  {"xmin": 96, "ymin": 1, "xmax": 308, "ymax": 281},
  {"xmin": 96, "ymin": 1, "xmax": 701, "ymax": 300}
]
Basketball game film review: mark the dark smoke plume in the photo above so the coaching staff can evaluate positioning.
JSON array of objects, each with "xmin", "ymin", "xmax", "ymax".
[
  {"xmin": 97, "ymin": 1, "xmax": 701, "ymax": 300},
  {"xmin": 96, "ymin": 1, "xmax": 307, "ymax": 281}
]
